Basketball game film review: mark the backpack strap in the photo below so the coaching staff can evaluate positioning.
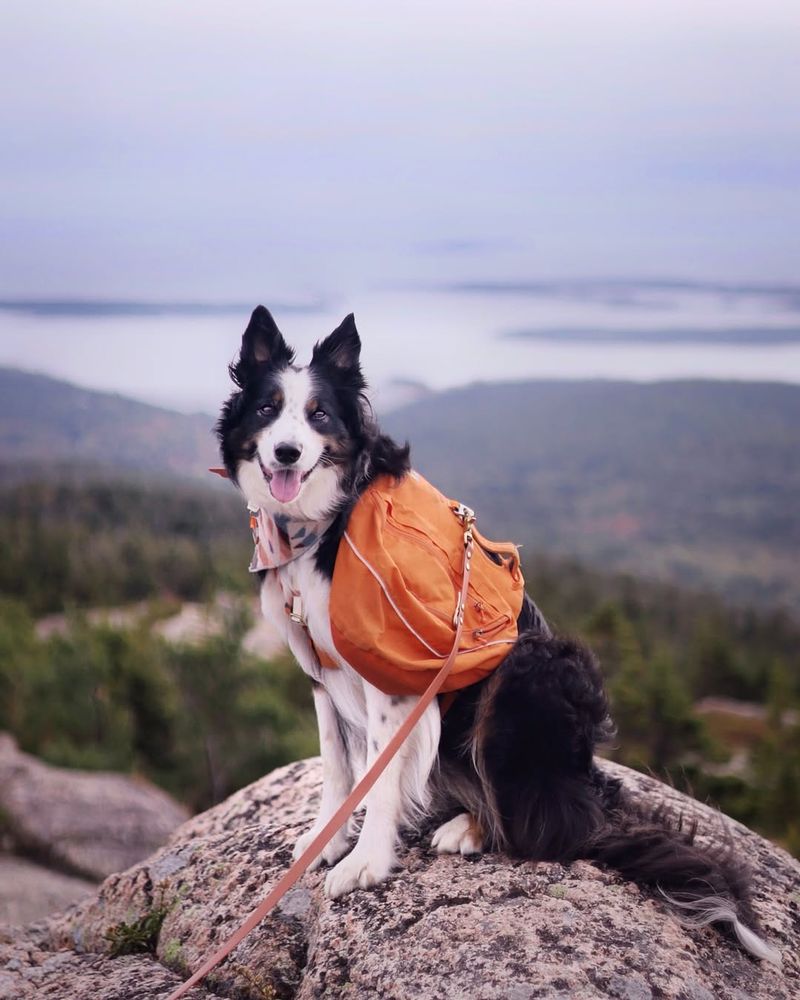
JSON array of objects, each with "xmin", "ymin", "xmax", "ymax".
[{"xmin": 471, "ymin": 524, "xmax": 522, "ymax": 580}]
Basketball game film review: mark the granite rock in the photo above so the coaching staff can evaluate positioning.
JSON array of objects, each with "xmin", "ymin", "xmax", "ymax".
[
  {"xmin": 28, "ymin": 756, "xmax": 797, "ymax": 999},
  {"xmin": 0, "ymin": 733, "xmax": 189, "ymax": 881},
  {"xmin": 0, "ymin": 855, "xmax": 94, "ymax": 925}
]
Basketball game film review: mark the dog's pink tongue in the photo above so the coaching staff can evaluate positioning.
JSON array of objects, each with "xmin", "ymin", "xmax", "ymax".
[{"xmin": 270, "ymin": 468, "xmax": 302, "ymax": 503}]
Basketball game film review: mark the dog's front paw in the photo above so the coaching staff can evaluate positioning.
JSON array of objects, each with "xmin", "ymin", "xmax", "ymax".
[
  {"xmin": 292, "ymin": 824, "xmax": 350, "ymax": 871},
  {"xmin": 324, "ymin": 844, "xmax": 395, "ymax": 899},
  {"xmin": 431, "ymin": 813, "xmax": 483, "ymax": 855}
]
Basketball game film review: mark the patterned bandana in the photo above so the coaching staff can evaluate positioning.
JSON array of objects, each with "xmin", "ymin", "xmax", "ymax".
[{"xmin": 248, "ymin": 506, "xmax": 334, "ymax": 572}]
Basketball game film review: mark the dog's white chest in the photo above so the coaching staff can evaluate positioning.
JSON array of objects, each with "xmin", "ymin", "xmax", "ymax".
[{"xmin": 259, "ymin": 557, "xmax": 367, "ymax": 730}]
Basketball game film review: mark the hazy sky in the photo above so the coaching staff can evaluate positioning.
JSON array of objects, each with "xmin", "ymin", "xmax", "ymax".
[{"xmin": 2, "ymin": 1, "xmax": 799, "ymax": 301}]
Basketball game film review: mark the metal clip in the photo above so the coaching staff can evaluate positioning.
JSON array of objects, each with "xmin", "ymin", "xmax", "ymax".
[
  {"xmin": 452, "ymin": 502, "xmax": 475, "ymax": 526},
  {"xmin": 452, "ymin": 502, "xmax": 476, "ymax": 549},
  {"xmin": 289, "ymin": 594, "xmax": 305, "ymax": 626}
]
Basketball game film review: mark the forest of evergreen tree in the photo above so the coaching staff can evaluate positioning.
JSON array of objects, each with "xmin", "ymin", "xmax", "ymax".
[{"xmin": 0, "ymin": 477, "xmax": 797, "ymax": 854}]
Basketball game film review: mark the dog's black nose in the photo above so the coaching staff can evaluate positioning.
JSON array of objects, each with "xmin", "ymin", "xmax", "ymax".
[{"xmin": 274, "ymin": 442, "xmax": 302, "ymax": 465}]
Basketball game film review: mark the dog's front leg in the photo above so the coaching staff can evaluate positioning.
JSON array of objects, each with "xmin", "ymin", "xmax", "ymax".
[
  {"xmin": 325, "ymin": 686, "xmax": 440, "ymax": 899},
  {"xmin": 292, "ymin": 682, "xmax": 353, "ymax": 870}
]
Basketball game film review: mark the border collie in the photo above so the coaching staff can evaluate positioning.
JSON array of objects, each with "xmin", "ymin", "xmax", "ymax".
[{"xmin": 216, "ymin": 305, "xmax": 778, "ymax": 963}]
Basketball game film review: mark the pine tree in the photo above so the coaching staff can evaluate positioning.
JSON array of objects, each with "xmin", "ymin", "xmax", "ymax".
[{"xmin": 752, "ymin": 660, "xmax": 800, "ymax": 854}]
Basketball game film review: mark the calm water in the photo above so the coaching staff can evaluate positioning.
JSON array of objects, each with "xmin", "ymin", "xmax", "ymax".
[{"xmin": 2, "ymin": 283, "xmax": 799, "ymax": 413}]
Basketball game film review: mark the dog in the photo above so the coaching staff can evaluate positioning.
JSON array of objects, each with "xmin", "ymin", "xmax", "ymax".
[{"xmin": 216, "ymin": 305, "xmax": 778, "ymax": 963}]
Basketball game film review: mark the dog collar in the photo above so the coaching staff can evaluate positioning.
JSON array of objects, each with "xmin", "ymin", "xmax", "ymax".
[{"xmin": 248, "ymin": 505, "xmax": 334, "ymax": 572}]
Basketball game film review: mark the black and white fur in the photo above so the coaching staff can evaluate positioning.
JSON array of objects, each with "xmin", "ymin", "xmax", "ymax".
[{"xmin": 216, "ymin": 305, "xmax": 779, "ymax": 962}]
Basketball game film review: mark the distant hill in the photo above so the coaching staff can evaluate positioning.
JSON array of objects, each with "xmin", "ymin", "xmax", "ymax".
[
  {"xmin": 384, "ymin": 380, "xmax": 800, "ymax": 611},
  {"xmin": 2, "ymin": 366, "xmax": 798, "ymax": 611},
  {"xmin": 0, "ymin": 367, "xmax": 217, "ymax": 479}
]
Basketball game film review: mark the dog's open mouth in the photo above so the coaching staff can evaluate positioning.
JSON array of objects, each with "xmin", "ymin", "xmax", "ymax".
[{"xmin": 258, "ymin": 457, "xmax": 315, "ymax": 503}]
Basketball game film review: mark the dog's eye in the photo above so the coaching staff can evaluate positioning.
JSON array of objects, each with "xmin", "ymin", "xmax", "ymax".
[
  {"xmin": 311, "ymin": 409, "xmax": 327, "ymax": 422},
  {"xmin": 258, "ymin": 403, "xmax": 275, "ymax": 417}
]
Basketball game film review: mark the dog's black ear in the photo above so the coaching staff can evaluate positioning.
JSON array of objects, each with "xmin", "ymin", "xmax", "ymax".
[
  {"xmin": 312, "ymin": 313, "xmax": 361, "ymax": 371},
  {"xmin": 231, "ymin": 306, "xmax": 294, "ymax": 385}
]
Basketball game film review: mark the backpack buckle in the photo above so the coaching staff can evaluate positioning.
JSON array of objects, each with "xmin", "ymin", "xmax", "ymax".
[{"xmin": 287, "ymin": 594, "xmax": 306, "ymax": 626}]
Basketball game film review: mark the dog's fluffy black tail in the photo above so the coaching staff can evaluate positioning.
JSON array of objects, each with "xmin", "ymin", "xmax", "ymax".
[
  {"xmin": 586, "ymin": 801, "xmax": 780, "ymax": 963},
  {"xmin": 473, "ymin": 632, "xmax": 781, "ymax": 964}
]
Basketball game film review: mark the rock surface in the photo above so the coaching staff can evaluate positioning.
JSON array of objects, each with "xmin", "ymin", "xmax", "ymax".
[
  {"xmin": 0, "ymin": 927, "xmax": 224, "ymax": 1000},
  {"xmin": 5, "ymin": 757, "xmax": 799, "ymax": 1000},
  {"xmin": 0, "ymin": 733, "xmax": 189, "ymax": 881},
  {"xmin": 0, "ymin": 856, "xmax": 94, "ymax": 925}
]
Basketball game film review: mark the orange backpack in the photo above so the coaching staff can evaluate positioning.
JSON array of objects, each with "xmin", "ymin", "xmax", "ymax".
[{"xmin": 326, "ymin": 471, "xmax": 524, "ymax": 695}]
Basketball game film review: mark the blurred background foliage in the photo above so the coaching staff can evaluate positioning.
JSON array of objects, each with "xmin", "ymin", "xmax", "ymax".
[
  {"xmin": 0, "ymin": 473, "xmax": 797, "ymax": 853},
  {"xmin": 0, "ymin": 593, "xmax": 317, "ymax": 813}
]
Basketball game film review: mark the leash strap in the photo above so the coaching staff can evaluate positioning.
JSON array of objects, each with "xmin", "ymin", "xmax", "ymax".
[{"xmin": 165, "ymin": 516, "xmax": 475, "ymax": 1000}]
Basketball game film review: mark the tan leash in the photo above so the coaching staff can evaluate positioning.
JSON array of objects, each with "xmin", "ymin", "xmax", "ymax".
[{"xmin": 165, "ymin": 510, "xmax": 475, "ymax": 1000}]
